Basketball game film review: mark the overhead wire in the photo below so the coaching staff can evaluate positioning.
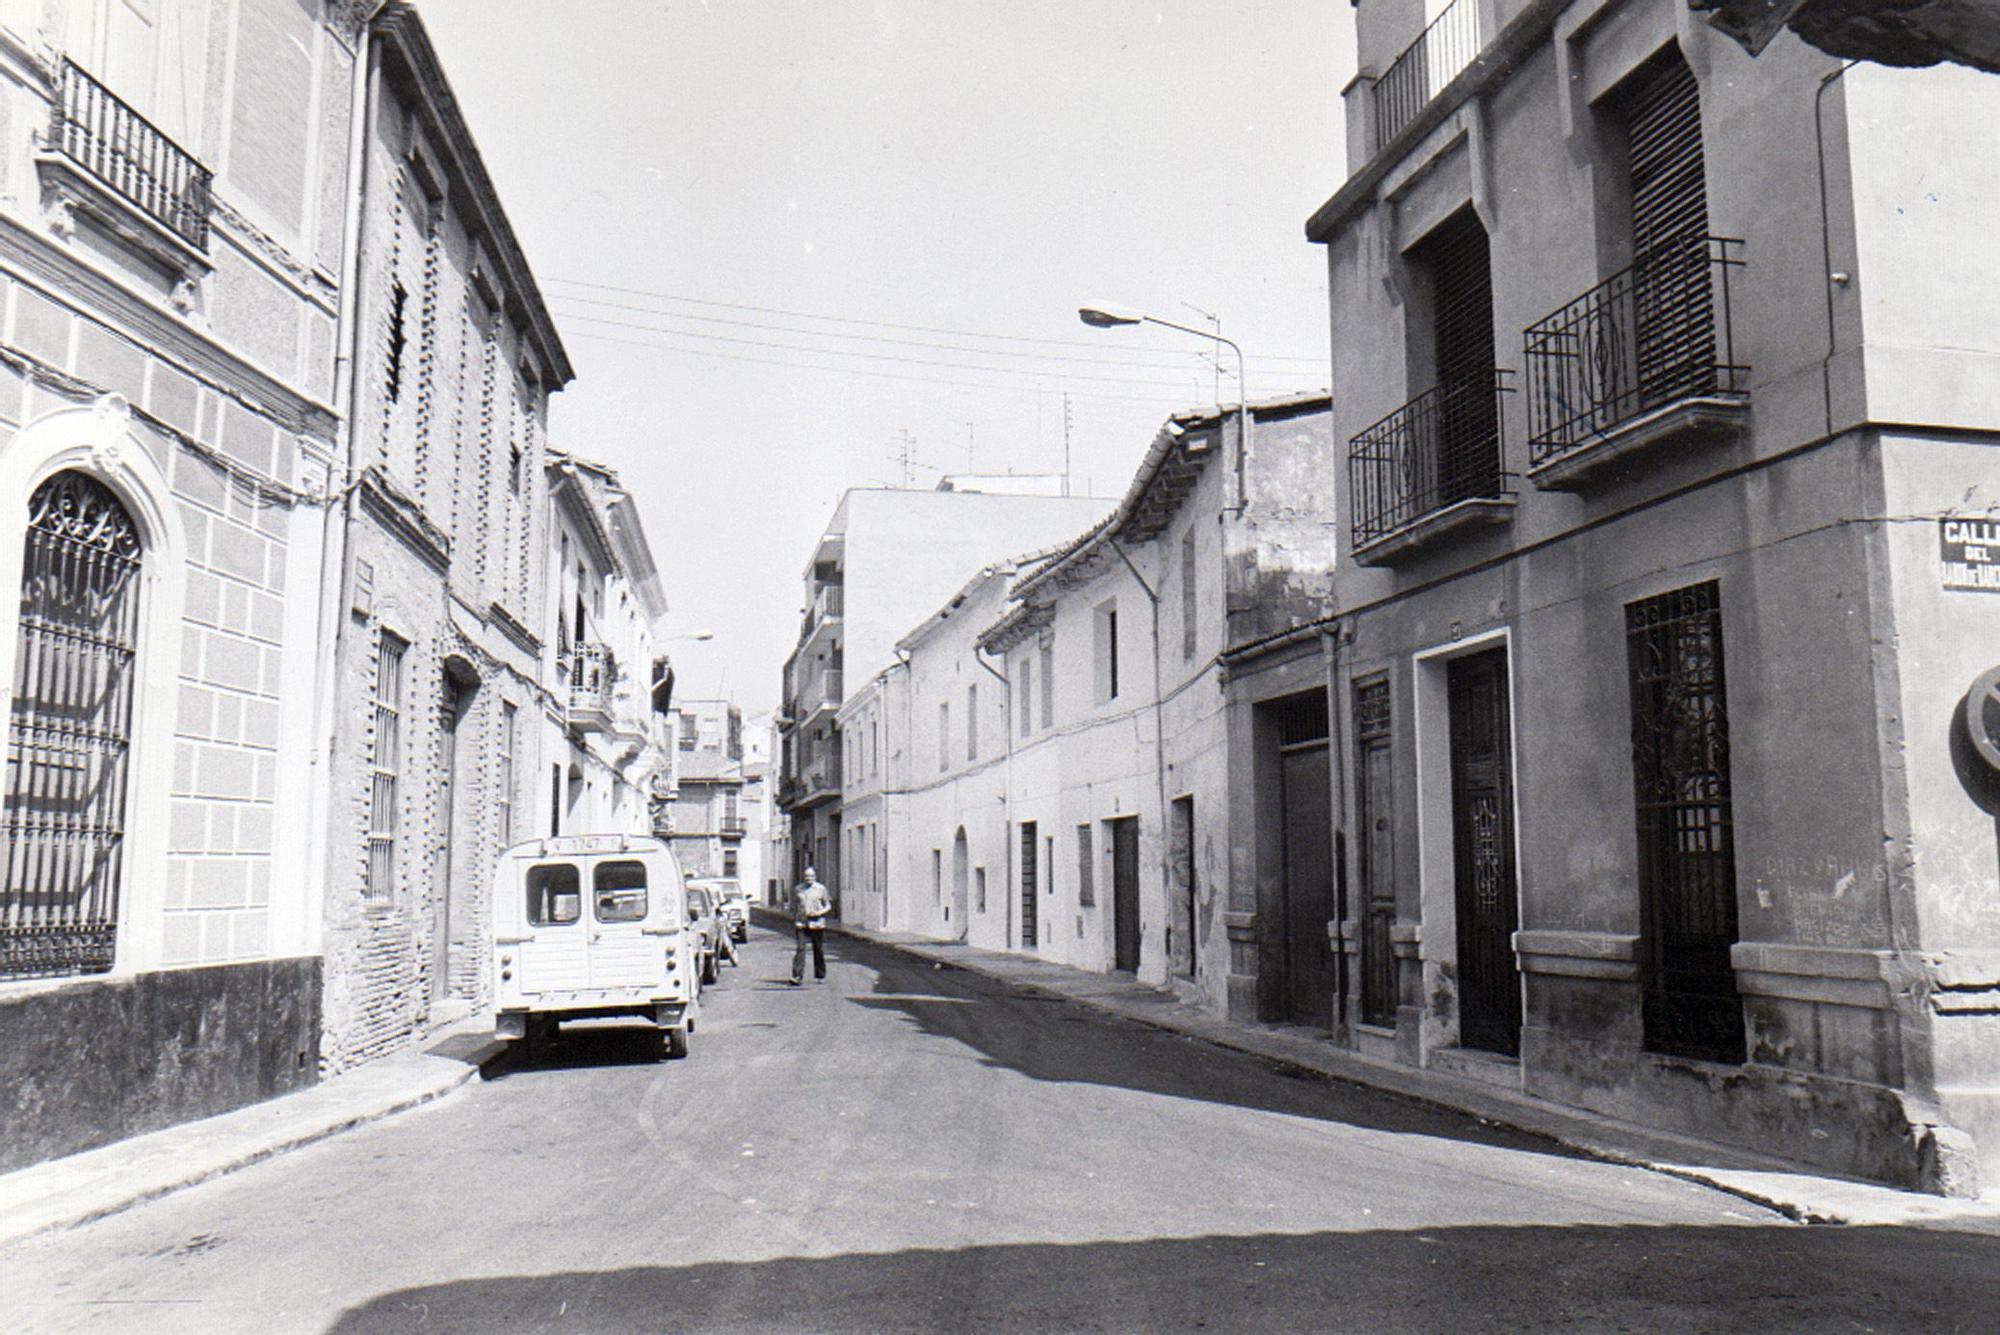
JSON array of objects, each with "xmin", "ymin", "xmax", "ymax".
[
  {"xmin": 541, "ymin": 274, "xmax": 1329, "ymax": 365},
  {"xmin": 550, "ymin": 309, "xmax": 1292, "ymax": 390},
  {"xmin": 546, "ymin": 292, "xmax": 1310, "ymax": 376},
  {"xmin": 560, "ymin": 328, "xmax": 1324, "ymax": 407}
]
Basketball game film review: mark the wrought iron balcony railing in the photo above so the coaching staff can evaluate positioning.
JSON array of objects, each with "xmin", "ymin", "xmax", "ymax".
[
  {"xmin": 1525, "ymin": 236, "xmax": 1748, "ymax": 464},
  {"xmin": 719, "ymin": 815, "xmax": 748, "ymax": 837},
  {"xmin": 1349, "ymin": 370, "xmax": 1513, "ymax": 548},
  {"xmin": 49, "ymin": 58, "xmax": 212, "ymax": 251},
  {"xmin": 1372, "ymin": 0, "xmax": 1482, "ymax": 152}
]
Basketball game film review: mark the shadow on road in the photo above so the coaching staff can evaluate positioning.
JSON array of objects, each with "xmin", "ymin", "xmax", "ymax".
[
  {"xmin": 833, "ymin": 933, "xmax": 1561, "ymax": 1155},
  {"xmin": 325, "ymin": 1221, "xmax": 2000, "ymax": 1333}
]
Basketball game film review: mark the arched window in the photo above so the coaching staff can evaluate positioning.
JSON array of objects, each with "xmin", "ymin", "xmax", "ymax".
[{"xmin": 3, "ymin": 471, "xmax": 143, "ymax": 980}]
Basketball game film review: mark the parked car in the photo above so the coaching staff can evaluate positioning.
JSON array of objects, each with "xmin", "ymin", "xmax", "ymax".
[
  {"xmin": 491, "ymin": 834, "xmax": 698, "ymax": 1059},
  {"xmin": 685, "ymin": 883, "xmax": 724, "ymax": 986},
  {"xmin": 693, "ymin": 877, "xmax": 750, "ymax": 943}
]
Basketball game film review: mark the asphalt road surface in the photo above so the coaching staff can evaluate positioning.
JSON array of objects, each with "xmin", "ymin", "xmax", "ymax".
[{"xmin": 4, "ymin": 924, "xmax": 1998, "ymax": 1333}]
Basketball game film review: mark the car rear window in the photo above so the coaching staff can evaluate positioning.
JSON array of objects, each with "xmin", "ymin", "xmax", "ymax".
[
  {"xmin": 594, "ymin": 860, "xmax": 648, "ymax": 922},
  {"xmin": 526, "ymin": 863, "xmax": 582, "ymax": 926}
]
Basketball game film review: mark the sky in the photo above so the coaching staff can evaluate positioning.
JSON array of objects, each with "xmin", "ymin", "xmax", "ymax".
[{"xmin": 415, "ymin": 0, "xmax": 1355, "ymax": 713}]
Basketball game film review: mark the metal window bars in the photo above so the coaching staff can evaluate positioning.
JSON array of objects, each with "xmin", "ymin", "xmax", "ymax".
[
  {"xmin": 1372, "ymin": 0, "xmax": 1483, "ymax": 152},
  {"xmin": 3, "ymin": 473, "xmax": 143, "ymax": 980},
  {"xmin": 1524, "ymin": 236, "xmax": 1748, "ymax": 463},
  {"xmin": 1347, "ymin": 370, "xmax": 1514, "ymax": 548},
  {"xmin": 1624, "ymin": 581, "xmax": 1745, "ymax": 1064},
  {"xmin": 49, "ymin": 58, "xmax": 212, "ymax": 252}
]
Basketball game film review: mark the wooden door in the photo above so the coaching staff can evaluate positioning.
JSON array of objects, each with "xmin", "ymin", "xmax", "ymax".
[
  {"xmin": 1356, "ymin": 679, "xmax": 1397, "ymax": 1027},
  {"xmin": 1447, "ymin": 649, "xmax": 1520, "ymax": 1055},
  {"xmin": 1280, "ymin": 743, "xmax": 1337, "ymax": 1024},
  {"xmin": 1110, "ymin": 818, "xmax": 1140, "ymax": 972}
]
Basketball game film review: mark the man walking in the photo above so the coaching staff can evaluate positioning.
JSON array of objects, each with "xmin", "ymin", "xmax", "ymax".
[{"xmin": 790, "ymin": 867, "xmax": 832, "ymax": 985}]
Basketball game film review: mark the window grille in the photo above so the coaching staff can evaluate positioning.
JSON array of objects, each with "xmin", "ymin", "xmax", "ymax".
[
  {"xmin": 1354, "ymin": 678, "xmax": 1391, "ymax": 743},
  {"xmin": 1076, "ymin": 824, "xmax": 1095, "ymax": 908},
  {"xmin": 366, "ymin": 632, "xmax": 408, "ymax": 900},
  {"xmin": 1626, "ymin": 581, "xmax": 1744, "ymax": 1063},
  {"xmin": 2, "ymin": 473, "xmax": 142, "ymax": 980},
  {"xmin": 498, "ymin": 702, "xmax": 517, "ymax": 843},
  {"xmin": 386, "ymin": 279, "xmax": 408, "ymax": 404},
  {"xmin": 1274, "ymin": 690, "xmax": 1330, "ymax": 748},
  {"xmin": 1020, "ymin": 821, "xmax": 1038, "ymax": 948}
]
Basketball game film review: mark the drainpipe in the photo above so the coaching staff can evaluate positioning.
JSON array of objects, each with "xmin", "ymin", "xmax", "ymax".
[
  {"xmin": 1321, "ymin": 621, "xmax": 1350, "ymax": 1037},
  {"xmin": 1107, "ymin": 536, "xmax": 1169, "ymax": 977},
  {"xmin": 1813, "ymin": 60, "xmax": 1859, "ymax": 441},
  {"xmin": 303, "ymin": 7, "xmax": 388, "ymax": 964},
  {"xmin": 975, "ymin": 644, "xmax": 1013, "ymax": 952}
]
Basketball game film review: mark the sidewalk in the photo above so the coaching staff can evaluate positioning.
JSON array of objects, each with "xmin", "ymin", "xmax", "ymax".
[
  {"xmin": 818, "ymin": 914, "xmax": 2000, "ymax": 1230},
  {"xmin": 0, "ymin": 1017, "xmax": 503, "ymax": 1247}
]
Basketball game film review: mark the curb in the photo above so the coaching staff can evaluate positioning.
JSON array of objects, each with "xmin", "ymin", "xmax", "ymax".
[
  {"xmin": 0, "ymin": 1033, "xmax": 502, "ymax": 1247},
  {"xmin": 820, "ymin": 920, "xmax": 2000, "ymax": 1229}
]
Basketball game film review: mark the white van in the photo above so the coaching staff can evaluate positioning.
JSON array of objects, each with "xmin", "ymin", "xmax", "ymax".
[{"xmin": 492, "ymin": 834, "xmax": 700, "ymax": 1058}]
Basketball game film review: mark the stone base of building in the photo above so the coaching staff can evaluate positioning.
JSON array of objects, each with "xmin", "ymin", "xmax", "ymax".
[
  {"xmin": 0, "ymin": 957, "xmax": 321, "ymax": 1173},
  {"xmin": 1518, "ymin": 1023, "xmax": 1968, "ymax": 1193}
]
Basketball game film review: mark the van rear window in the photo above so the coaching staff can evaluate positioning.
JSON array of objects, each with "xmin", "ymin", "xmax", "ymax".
[
  {"xmin": 526, "ymin": 864, "xmax": 581, "ymax": 925},
  {"xmin": 595, "ymin": 860, "xmax": 648, "ymax": 922}
]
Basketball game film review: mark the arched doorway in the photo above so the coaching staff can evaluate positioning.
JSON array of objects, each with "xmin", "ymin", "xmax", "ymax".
[{"xmin": 434, "ymin": 656, "xmax": 480, "ymax": 1005}]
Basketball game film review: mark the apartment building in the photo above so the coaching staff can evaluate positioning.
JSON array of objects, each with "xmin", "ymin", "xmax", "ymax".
[
  {"xmin": 666, "ymin": 699, "xmax": 754, "ymax": 882},
  {"xmin": 1222, "ymin": 0, "xmax": 2000, "ymax": 1192},
  {"xmin": 776, "ymin": 485, "xmax": 1108, "ymax": 911},
  {"xmin": 977, "ymin": 398, "xmax": 1338, "ymax": 998},
  {"xmin": 316, "ymin": 4, "xmax": 578, "ymax": 1072},
  {"xmin": 0, "ymin": 0, "xmax": 361, "ymax": 1169},
  {"xmin": 543, "ymin": 451, "xmax": 672, "ymax": 844}
]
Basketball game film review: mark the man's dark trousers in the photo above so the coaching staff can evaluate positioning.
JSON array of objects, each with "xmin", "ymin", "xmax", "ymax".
[{"xmin": 792, "ymin": 925, "xmax": 826, "ymax": 982}]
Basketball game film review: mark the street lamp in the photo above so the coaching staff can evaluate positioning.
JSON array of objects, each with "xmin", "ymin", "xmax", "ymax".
[{"xmin": 1079, "ymin": 304, "xmax": 1249, "ymax": 511}]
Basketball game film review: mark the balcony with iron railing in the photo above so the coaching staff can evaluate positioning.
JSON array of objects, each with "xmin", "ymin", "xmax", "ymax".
[
  {"xmin": 798, "ymin": 582, "xmax": 845, "ymax": 647},
  {"xmin": 44, "ymin": 58, "xmax": 212, "ymax": 255},
  {"xmin": 1348, "ymin": 370, "xmax": 1515, "ymax": 565},
  {"xmin": 567, "ymin": 641, "xmax": 614, "ymax": 733},
  {"xmin": 1371, "ymin": 0, "xmax": 1483, "ymax": 154},
  {"xmin": 719, "ymin": 815, "xmax": 748, "ymax": 838},
  {"xmin": 1524, "ymin": 237, "xmax": 1750, "ymax": 490}
]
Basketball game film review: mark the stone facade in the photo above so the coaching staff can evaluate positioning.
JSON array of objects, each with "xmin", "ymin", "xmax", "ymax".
[
  {"xmin": 316, "ymin": 6, "xmax": 573, "ymax": 1074},
  {"xmin": 0, "ymin": 0, "xmax": 354, "ymax": 1163},
  {"xmin": 1240, "ymin": 0, "xmax": 2000, "ymax": 1192}
]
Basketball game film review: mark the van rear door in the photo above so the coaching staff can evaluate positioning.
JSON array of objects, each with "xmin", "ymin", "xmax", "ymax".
[
  {"xmin": 519, "ymin": 860, "xmax": 589, "ymax": 995},
  {"xmin": 589, "ymin": 857, "xmax": 666, "ymax": 990}
]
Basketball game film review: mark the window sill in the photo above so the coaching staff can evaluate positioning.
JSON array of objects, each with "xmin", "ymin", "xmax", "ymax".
[{"xmin": 1526, "ymin": 395, "xmax": 1750, "ymax": 493}]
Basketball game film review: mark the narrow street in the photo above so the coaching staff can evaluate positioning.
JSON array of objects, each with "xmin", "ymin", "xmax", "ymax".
[{"xmin": 3, "ymin": 925, "xmax": 1997, "ymax": 1335}]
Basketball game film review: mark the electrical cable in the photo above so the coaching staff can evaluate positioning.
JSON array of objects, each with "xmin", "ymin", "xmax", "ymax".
[
  {"xmin": 542, "ymin": 275, "xmax": 1329, "ymax": 364},
  {"xmin": 546, "ymin": 292, "xmax": 1306, "ymax": 376},
  {"xmin": 560, "ymin": 328, "xmax": 1328, "ymax": 407},
  {"xmin": 553, "ymin": 310, "xmax": 1283, "ymax": 389}
]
